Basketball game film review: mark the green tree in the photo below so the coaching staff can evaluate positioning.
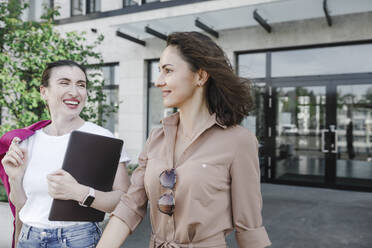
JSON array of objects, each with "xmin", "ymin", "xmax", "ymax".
[{"xmin": 0, "ymin": 1, "xmax": 116, "ymax": 136}]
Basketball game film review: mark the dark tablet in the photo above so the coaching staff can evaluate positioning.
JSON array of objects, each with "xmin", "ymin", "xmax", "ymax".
[{"xmin": 48, "ymin": 130, "xmax": 123, "ymax": 222}]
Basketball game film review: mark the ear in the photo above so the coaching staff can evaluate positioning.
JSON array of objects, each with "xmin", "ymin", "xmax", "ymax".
[
  {"xmin": 196, "ymin": 69, "xmax": 209, "ymax": 87},
  {"xmin": 40, "ymin": 85, "xmax": 47, "ymax": 101}
]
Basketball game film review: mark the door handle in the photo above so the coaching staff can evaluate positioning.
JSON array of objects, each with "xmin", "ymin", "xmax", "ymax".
[
  {"xmin": 322, "ymin": 126, "xmax": 338, "ymax": 153},
  {"xmin": 330, "ymin": 125, "xmax": 338, "ymax": 153},
  {"xmin": 321, "ymin": 129, "xmax": 329, "ymax": 153}
]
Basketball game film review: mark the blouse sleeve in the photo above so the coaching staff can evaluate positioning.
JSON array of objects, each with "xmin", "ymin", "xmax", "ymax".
[
  {"xmin": 230, "ymin": 130, "xmax": 271, "ymax": 247},
  {"xmin": 111, "ymin": 129, "xmax": 154, "ymax": 232}
]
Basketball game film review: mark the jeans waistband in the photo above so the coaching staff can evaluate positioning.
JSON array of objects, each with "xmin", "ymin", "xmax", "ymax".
[{"xmin": 22, "ymin": 222, "xmax": 99, "ymax": 240}]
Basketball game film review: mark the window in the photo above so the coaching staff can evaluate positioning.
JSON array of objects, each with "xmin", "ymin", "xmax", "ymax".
[
  {"xmin": 147, "ymin": 60, "xmax": 176, "ymax": 136},
  {"xmin": 142, "ymin": 0, "xmax": 161, "ymax": 3},
  {"xmin": 87, "ymin": 63, "xmax": 120, "ymax": 135},
  {"xmin": 237, "ymin": 53, "xmax": 266, "ymax": 79},
  {"xmin": 101, "ymin": 64, "xmax": 119, "ymax": 135},
  {"xmin": 272, "ymin": 44, "xmax": 372, "ymax": 77},
  {"xmin": 50, "ymin": 0, "xmax": 54, "ymax": 10},
  {"xmin": 86, "ymin": 0, "xmax": 100, "ymax": 14},
  {"xmin": 71, "ymin": 0, "xmax": 83, "ymax": 16},
  {"xmin": 123, "ymin": 0, "xmax": 139, "ymax": 7}
]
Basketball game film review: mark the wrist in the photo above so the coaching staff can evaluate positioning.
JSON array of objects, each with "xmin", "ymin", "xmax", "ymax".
[
  {"xmin": 8, "ymin": 177, "xmax": 23, "ymax": 186},
  {"xmin": 75, "ymin": 184, "xmax": 89, "ymax": 203},
  {"xmin": 79, "ymin": 187, "xmax": 96, "ymax": 207},
  {"xmin": 9, "ymin": 192, "xmax": 27, "ymax": 210}
]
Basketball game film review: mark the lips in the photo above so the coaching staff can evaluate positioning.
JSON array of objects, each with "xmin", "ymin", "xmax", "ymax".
[
  {"xmin": 162, "ymin": 90, "xmax": 171, "ymax": 98},
  {"xmin": 63, "ymin": 98, "xmax": 80, "ymax": 109}
]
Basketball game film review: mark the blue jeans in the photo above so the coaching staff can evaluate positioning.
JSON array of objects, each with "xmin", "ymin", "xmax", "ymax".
[{"xmin": 17, "ymin": 222, "xmax": 102, "ymax": 248}]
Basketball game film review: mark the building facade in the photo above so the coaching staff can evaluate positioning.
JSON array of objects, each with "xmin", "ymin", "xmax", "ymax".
[{"xmin": 21, "ymin": 0, "xmax": 372, "ymax": 191}]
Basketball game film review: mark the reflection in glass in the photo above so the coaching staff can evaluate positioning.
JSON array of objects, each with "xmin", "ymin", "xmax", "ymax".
[
  {"xmin": 87, "ymin": 65, "xmax": 119, "ymax": 135},
  {"xmin": 237, "ymin": 53, "xmax": 266, "ymax": 78},
  {"xmin": 71, "ymin": 0, "xmax": 83, "ymax": 16},
  {"xmin": 102, "ymin": 87, "xmax": 119, "ymax": 135},
  {"xmin": 275, "ymin": 86, "xmax": 326, "ymax": 183},
  {"xmin": 241, "ymin": 82, "xmax": 266, "ymax": 140},
  {"xmin": 241, "ymin": 82, "xmax": 266, "ymax": 177},
  {"xmin": 336, "ymin": 84, "xmax": 372, "ymax": 187},
  {"xmin": 272, "ymin": 44, "xmax": 372, "ymax": 77}
]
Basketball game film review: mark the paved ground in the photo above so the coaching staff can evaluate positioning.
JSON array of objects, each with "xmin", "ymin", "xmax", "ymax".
[
  {"xmin": 123, "ymin": 183, "xmax": 372, "ymax": 248},
  {"xmin": 0, "ymin": 202, "xmax": 12, "ymax": 247},
  {"xmin": 1, "ymin": 183, "xmax": 371, "ymax": 248}
]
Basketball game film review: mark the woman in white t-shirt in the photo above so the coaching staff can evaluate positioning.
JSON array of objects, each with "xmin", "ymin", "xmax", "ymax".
[{"xmin": 1, "ymin": 60, "xmax": 130, "ymax": 248}]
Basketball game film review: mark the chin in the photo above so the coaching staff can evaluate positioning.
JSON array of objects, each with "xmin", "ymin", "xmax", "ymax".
[
  {"xmin": 64, "ymin": 109, "xmax": 83, "ymax": 118},
  {"xmin": 163, "ymin": 100, "xmax": 176, "ymax": 109}
]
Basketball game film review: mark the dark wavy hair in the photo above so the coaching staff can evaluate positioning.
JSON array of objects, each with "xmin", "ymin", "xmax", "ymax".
[
  {"xmin": 41, "ymin": 60, "xmax": 87, "ymax": 87},
  {"xmin": 167, "ymin": 32, "xmax": 254, "ymax": 127}
]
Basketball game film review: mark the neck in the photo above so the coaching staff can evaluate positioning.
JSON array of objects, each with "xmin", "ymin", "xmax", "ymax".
[
  {"xmin": 45, "ymin": 114, "xmax": 84, "ymax": 136},
  {"xmin": 178, "ymin": 96, "xmax": 211, "ymax": 138}
]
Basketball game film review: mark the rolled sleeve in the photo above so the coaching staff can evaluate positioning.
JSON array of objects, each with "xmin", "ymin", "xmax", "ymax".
[
  {"xmin": 230, "ymin": 130, "xmax": 271, "ymax": 247},
  {"xmin": 112, "ymin": 129, "xmax": 154, "ymax": 232},
  {"xmin": 112, "ymin": 188, "xmax": 146, "ymax": 232}
]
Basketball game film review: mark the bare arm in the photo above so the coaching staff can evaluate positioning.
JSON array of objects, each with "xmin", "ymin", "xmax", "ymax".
[
  {"xmin": 9, "ymin": 179, "xmax": 26, "ymax": 247},
  {"xmin": 8, "ymin": 178, "xmax": 27, "ymax": 211},
  {"xmin": 96, "ymin": 215, "xmax": 131, "ymax": 248},
  {"xmin": 2, "ymin": 138, "xmax": 28, "ymax": 209},
  {"xmin": 78, "ymin": 162, "xmax": 130, "ymax": 213},
  {"xmin": 2, "ymin": 138, "xmax": 28, "ymax": 247},
  {"xmin": 47, "ymin": 162, "xmax": 131, "ymax": 213},
  {"xmin": 14, "ymin": 209, "xmax": 23, "ymax": 247}
]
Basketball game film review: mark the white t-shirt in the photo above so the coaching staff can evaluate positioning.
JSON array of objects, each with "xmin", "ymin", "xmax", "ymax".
[{"xmin": 19, "ymin": 122, "xmax": 130, "ymax": 228}]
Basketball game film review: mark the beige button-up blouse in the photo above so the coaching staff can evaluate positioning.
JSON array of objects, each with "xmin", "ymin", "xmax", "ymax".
[{"xmin": 113, "ymin": 112, "xmax": 271, "ymax": 248}]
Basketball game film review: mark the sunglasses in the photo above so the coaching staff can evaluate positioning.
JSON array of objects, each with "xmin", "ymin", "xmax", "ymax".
[{"xmin": 158, "ymin": 168, "xmax": 176, "ymax": 216}]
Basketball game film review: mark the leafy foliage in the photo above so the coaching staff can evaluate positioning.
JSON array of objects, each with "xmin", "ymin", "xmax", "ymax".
[{"xmin": 0, "ymin": 1, "xmax": 116, "ymax": 136}]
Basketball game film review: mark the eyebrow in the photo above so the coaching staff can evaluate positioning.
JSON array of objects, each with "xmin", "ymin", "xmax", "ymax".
[
  {"xmin": 57, "ymin": 78, "xmax": 71, "ymax": 82},
  {"xmin": 57, "ymin": 78, "xmax": 86, "ymax": 83},
  {"xmin": 161, "ymin": 64, "xmax": 174, "ymax": 69}
]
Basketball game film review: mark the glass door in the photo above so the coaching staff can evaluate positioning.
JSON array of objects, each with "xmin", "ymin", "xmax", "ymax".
[
  {"xmin": 335, "ymin": 84, "xmax": 372, "ymax": 188},
  {"xmin": 241, "ymin": 82, "xmax": 267, "ymax": 180},
  {"xmin": 273, "ymin": 85, "xmax": 327, "ymax": 183},
  {"xmin": 271, "ymin": 79, "xmax": 372, "ymax": 190}
]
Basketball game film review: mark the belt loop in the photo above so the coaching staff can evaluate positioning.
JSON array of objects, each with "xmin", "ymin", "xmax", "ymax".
[
  {"xmin": 94, "ymin": 222, "xmax": 102, "ymax": 236},
  {"xmin": 24, "ymin": 225, "xmax": 32, "ymax": 240},
  {"xmin": 152, "ymin": 233, "xmax": 156, "ymax": 248}
]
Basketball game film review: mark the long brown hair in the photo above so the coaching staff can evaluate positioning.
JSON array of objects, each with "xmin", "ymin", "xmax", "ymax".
[{"xmin": 166, "ymin": 32, "xmax": 253, "ymax": 127}]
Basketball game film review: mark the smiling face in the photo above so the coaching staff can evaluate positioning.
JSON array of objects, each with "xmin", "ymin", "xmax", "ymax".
[
  {"xmin": 156, "ymin": 45, "xmax": 201, "ymax": 109},
  {"xmin": 40, "ymin": 65, "xmax": 87, "ymax": 119}
]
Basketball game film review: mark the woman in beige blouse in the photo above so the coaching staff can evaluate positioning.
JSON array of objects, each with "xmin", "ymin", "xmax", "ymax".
[{"xmin": 97, "ymin": 32, "xmax": 271, "ymax": 248}]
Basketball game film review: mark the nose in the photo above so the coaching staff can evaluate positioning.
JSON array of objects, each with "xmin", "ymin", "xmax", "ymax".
[
  {"xmin": 155, "ymin": 74, "xmax": 166, "ymax": 88},
  {"xmin": 68, "ymin": 84, "xmax": 79, "ymax": 96}
]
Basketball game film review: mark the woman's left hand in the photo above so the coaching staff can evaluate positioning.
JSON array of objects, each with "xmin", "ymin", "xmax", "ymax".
[{"xmin": 47, "ymin": 169, "xmax": 87, "ymax": 201}]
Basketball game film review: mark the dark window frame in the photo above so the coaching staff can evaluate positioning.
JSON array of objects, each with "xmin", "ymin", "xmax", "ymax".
[
  {"xmin": 70, "ymin": 0, "xmax": 83, "ymax": 16},
  {"xmin": 86, "ymin": 0, "xmax": 98, "ymax": 14},
  {"xmin": 141, "ymin": 0, "xmax": 161, "ymax": 4},
  {"xmin": 123, "ymin": 0, "xmax": 139, "ymax": 7},
  {"xmin": 88, "ymin": 62, "xmax": 120, "ymax": 133},
  {"xmin": 57, "ymin": 0, "xmax": 212, "ymax": 25},
  {"xmin": 235, "ymin": 40, "xmax": 372, "ymax": 192},
  {"xmin": 146, "ymin": 59, "xmax": 160, "ymax": 137}
]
